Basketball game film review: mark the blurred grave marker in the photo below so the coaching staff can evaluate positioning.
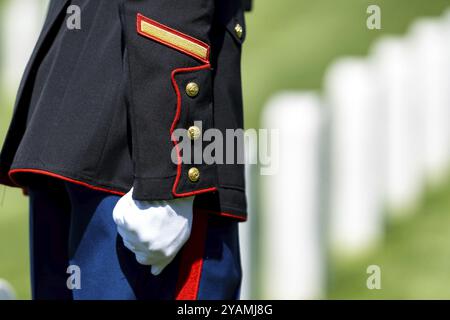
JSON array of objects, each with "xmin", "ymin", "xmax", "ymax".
[
  {"xmin": 239, "ymin": 137, "xmax": 258, "ymax": 300},
  {"xmin": 260, "ymin": 92, "xmax": 324, "ymax": 299},
  {"xmin": 408, "ymin": 19, "xmax": 450, "ymax": 187},
  {"xmin": 443, "ymin": 10, "xmax": 450, "ymax": 170},
  {"xmin": 325, "ymin": 58, "xmax": 385, "ymax": 254},
  {"xmin": 371, "ymin": 37, "xmax": 423, "ymax": 218},
  {"xmin": 0, "ymin": 279, "xmax": 15, "ymax": 300},
  {"xmin": 1, "ymin": 0, "xmax": 47, "ymax": 96}
]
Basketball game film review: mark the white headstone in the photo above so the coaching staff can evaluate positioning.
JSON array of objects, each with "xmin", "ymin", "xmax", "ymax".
[
  {"xmin": 370, "ymin": 37, "xmax": 423, "ymax": 217},
  {"xmin": 440, "ymin": 10, "xmax": 450, "ymax": 172},
  {"xmin": 325, "ymin": 58, "xmax": 385, "ymax": 254},
  {"xmin": 1, "ymin": 0, "xmax": 48, "ymax": 96},
  {"xmin": 0, "ymin": 279, "xmax": 16, "ymax": 300},
  {"xmin": 260, "ymin": 92, "xmax": 324, "ymax": 299},
  {"xmin": 239, "ymin": 136, "xmax": 258, "ymax": 299},
  {"xmin": 408, "ymin": 18, "xmax": 450, "ymax": 187}
]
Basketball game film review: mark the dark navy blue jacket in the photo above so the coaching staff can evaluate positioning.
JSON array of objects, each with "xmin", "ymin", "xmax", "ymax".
[{"xmin": 0, "ymin": 0, "xmax": 250, "ymax": 220}]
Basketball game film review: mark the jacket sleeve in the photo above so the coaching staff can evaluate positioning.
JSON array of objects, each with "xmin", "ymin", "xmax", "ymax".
[{"xmin": 121, "ymin": 0, "xmax": 218, "ymax": 201}]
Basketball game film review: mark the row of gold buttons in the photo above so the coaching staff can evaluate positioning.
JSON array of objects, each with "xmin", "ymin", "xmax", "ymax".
[
  {"xmin": 185, "ymin": 82, "xmax": 201, "ymax": 183},
  {"xmin": 183, "ymin": 23, "xmax": 243, "ymax": 184}
]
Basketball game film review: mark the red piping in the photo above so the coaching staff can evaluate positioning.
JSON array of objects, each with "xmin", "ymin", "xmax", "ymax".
[
  {"xmin": 218, "ymin": 212, "xmax": 247, "ymax": 221},
  {"xmin": 8, "ymin": 169, "xmax": 126, "ymax": 196},
  {"xmin": 8, "ymin": 169, "xmax": 244, "ymax": 220},
  {"xmin": 195, "ymin": 208, "xmax": 247, "ymax": 222},
  {"xmin": 170, "ymin": 65, "xmax": 217, "ymax": 197}
]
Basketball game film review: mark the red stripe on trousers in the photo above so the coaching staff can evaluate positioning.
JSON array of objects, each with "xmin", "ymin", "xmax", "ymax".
[{"xmin": 175, "ymin": 209, "xmax": 208, "ymax": 300}]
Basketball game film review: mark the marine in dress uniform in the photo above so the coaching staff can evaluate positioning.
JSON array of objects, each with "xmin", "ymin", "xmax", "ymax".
[{"xmin": 0, "ymin": 0, "xmax": 250, "ymax": 300}]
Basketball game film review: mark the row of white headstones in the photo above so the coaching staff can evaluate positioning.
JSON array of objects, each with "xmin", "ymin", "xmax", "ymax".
[{"xmin": 240, "ymin": 10, "xmax": 450, "ymax": 299}]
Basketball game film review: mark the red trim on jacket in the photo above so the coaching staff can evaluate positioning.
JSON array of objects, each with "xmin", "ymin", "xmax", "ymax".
[
  {"xmin": 7, "ymin": 168, "xmax": 243, "ymax": 220},
  {"xmin": 176, "ymin": 209, "xmax": 208, "ymax": 300},
  {"xmin": 8, "ymin": 169, "xmax": 126, "ymax": 196},
  {"xmin": 136, "ymin": 13, "xmax": 210, "ymax": 64},
  {"xmin": 170, "ymin": 64, "xmax": 218, "ymax": 198},
  {"xmin": 8, "ymin": 169, "xmax": 246, "ymax": 221},
  {"xmin": 196, "ymin": 208, "xmax": 247, "ymax": 222}
]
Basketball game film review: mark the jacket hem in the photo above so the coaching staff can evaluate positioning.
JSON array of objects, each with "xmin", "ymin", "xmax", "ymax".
[{"xmin": 6, "ymin": 166, "xmax": 247, "ymax": 221}]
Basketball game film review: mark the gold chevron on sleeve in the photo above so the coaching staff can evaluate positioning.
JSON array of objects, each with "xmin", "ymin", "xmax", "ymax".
[{"xmin": 137, "ymin": 14, "xmax": 210, "ymax": 63}]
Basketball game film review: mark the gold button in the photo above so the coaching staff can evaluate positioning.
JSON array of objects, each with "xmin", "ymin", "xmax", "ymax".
[
  {"xmin": 234, "ymin": 24, "xmax": 243, "ymax": 39},
  {"xmin": 188, "ymin": 167, "xmax": 200, "ymax": 182},
  {"xmin": 188, "ymin": 126, "xmax": 201, "ymax": 140},
  {"xmin": 186, "ymin": 82, "xmax": 199, "ymax": 97}
]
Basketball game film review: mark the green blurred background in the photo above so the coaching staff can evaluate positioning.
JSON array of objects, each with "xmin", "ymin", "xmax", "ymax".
[{"xmin": 1, "ymin": 0, "xmax": 450, "ymax": 299}]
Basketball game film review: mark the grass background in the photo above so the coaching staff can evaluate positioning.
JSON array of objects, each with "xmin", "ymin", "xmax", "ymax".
[{"xmin": 0, "ymin": 0, "xmax": 450, "ymax": 299}]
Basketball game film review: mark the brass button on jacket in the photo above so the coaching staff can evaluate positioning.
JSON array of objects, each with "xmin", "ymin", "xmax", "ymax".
[
  {"xmin": 185, "ymin": 82, "xmax": 200, "ymax": 97},
  {"xmin": 188, "ymin": 126, "xmax": 201, "ymax": 140},
  {"xmin": 234, "ymin": 23, "xmax": 243, "ymax": 39},
  {"xmin": 188, "ymin": 167, "xmax": 200, "ymax": 182}
]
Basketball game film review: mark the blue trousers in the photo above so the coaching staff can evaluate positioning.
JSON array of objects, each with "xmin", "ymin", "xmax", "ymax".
[{"xmin": 28, "ymin": 177, "xmax": 242, "ymax": 300}]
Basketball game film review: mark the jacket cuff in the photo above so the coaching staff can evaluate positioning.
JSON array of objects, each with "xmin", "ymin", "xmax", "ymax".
[
  {"xmin": 127, "ymin": 12, "xmax": 218, "ymax": 202},
  {"xmin": 193, "ymin": 187, "xmax": 248, "ymax": 221},
  {"xmin": 132, "ymin": 164, "xmax": 218, "ymax": 201}
]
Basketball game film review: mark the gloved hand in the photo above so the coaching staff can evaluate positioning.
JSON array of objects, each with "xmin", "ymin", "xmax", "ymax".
[{"xmin": 112, "ymin": 188, "xmax": 194, "ymax": 276}]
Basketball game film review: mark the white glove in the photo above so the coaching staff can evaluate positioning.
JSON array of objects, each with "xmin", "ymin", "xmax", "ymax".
[{"xmin": 112, "ymin": 188, "xmax": 194, "ymax": 276}]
